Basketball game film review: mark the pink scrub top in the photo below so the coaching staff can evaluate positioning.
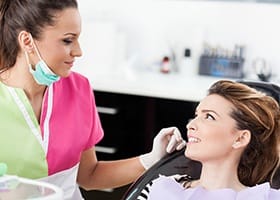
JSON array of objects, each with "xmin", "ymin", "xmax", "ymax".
[{"xmin": 0, "ymin": 71, "xmax": 104, "ymax": 179}]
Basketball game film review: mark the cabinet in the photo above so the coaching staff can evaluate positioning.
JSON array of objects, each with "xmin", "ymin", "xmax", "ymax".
[{"xmin": 80, "ymin": 90, "xmax": 197, "ymax": 200}]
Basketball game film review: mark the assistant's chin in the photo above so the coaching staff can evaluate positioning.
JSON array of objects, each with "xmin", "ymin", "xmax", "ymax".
[{"xmin": 59, "ymin": 70, "xmax": 72, "ymax": 78}]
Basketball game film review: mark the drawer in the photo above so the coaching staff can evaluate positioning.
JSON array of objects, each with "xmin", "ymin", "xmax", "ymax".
[
  {"xmin": 80, "ymin": 185, "xmax": 130, "ymax": 200},
  {"xmin": 94, "ymin": 91, "xmax": 147, "ymax": 159}
]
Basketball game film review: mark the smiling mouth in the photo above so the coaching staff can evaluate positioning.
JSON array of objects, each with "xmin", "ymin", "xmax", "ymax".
[{"xmin": 188, "ymin": 137, "xmax": 201, "ymax": 143}]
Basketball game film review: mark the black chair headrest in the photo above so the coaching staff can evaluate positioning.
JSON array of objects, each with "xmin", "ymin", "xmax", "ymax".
[{"xmin": 238, "ymin": 80, "xmax": 280, "ymax": 104}]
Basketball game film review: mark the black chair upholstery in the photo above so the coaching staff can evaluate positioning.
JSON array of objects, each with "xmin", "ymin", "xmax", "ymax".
[
  {"xmin": 122, "ymin": 148, "xmax": 201, "ymax": 200},
  {"xmin": 122, "ymin": 80, "xmax": 280, "ymax": 200},
  {"xmin": 238, "ymin": 80, "xmax": 280, "ymax": 103}
]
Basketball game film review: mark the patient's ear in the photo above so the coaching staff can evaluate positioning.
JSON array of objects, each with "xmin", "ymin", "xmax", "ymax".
[{"xmin": 232, "ymin": 130, "xmax": 251, "ymax": 149}]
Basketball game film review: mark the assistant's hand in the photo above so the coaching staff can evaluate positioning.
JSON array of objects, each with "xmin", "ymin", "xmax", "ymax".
[{"xmin": 139, "ymin": 127, "xmax": 186, "ymax": 170}]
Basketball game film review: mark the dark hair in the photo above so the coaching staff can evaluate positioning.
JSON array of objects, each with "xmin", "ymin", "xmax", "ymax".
[
  {"xmin": 208, "ymin": 80, "xmax": 280, "ymax": 187},
  {"xmin": 0, "ymin": 0, "xmax": 78, "ymax": 71}
]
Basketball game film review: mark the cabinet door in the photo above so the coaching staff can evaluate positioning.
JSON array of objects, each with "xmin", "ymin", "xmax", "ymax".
[
  {"xmin": 80, "ymin": 91, "xmax": 147, "ymax": 200},
  {"xmin": 80, "ymin": 185, "xmax": 130, "ymax": 200},
  {"xmin": 143, "ymin": 97, "xmax": 197, "ymax": 151},
  {"xmin": 155, "ymin": 98, "xmax": 197, "ymax": 139},
  {"xmin": 94, "ymin": 91, "xmax": 147, "ymax": 159},
  {"xmin": 94, "ymin": 91, "xmax": 125, "ymax": 160}
]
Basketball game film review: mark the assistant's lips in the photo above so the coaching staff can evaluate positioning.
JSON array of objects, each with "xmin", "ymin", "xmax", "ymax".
[{"xmin": 65, "ymin": 61, "xmax": 74, "ymax": 67}]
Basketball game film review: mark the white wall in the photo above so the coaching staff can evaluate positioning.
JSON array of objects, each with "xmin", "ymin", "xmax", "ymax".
[{"xmin": 76, "ymin": 0, "xmax": 280, "ymax": 81}]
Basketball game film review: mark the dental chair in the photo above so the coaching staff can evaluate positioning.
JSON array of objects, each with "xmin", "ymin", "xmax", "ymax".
[{"xmin": 121, "ymin": 80, "xmax": 280, "ymax": 200}]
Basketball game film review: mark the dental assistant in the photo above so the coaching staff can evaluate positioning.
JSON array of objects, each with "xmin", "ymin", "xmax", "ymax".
[{"xmin": 0, "ymin": 1, "xmax": 185, "ymax": 199}]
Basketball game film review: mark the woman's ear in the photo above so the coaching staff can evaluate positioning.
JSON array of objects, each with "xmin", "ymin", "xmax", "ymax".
[
  {"xmin": 232, "ymin": 130, "xmax": 251, "ymax": 149},
  {"xmin": 18, "ymin": 31, "xmax": 33, "ymax": 53}
]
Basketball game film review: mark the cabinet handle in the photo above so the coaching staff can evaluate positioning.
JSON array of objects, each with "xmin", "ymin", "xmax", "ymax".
[
  {"xmin": 97, "ymin": 106, "xmax": 118, "ymax": 115},
  {"xmin": 98, "ymin": 188, "xmax": 114, "ymax": 193},
  {"xmin": 95, "ymin": 146, "xmax": 117, "ymax": 154}
]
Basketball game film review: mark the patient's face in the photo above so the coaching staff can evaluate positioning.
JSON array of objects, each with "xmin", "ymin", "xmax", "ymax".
[{"xmin": 185, "ymin": 94, "xmax": 239, "ymax": 163}]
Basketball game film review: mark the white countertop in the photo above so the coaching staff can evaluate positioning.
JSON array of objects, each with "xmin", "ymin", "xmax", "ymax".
[{"xmin": 74, "ymin": 67, "xmax": 232, "ymax": 102}]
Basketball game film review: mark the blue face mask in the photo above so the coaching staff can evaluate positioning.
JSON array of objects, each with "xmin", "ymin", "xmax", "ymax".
[
  {"xmin": 25, "ymin": 34, "xmax": 60, "ymax": 86},
  {"xmin": 28, "ymin": 60, "xmax": 60, "ymax": 86}
]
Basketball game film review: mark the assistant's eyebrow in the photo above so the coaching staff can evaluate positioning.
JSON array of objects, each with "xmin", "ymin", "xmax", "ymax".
[{"xmin": 63, "ymin": 33, "xmax": 78, "ymax": 37}]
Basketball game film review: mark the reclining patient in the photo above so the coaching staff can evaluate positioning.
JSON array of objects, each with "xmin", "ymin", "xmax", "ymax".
[{"xmin": 143, "ymin": 80, "xmax": 280, "ymax": 199}]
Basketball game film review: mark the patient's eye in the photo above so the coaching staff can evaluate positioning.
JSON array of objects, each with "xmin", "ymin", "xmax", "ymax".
[
  {"xmin": 192, "ymin": 114, "xmax": 198, "ymax": 120},
  {"xmin": 205, "ymin": 113, "xmax": 215, "ymax": 120}
]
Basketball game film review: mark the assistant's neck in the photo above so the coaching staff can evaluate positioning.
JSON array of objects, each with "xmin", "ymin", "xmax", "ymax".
[{"xmin": 0, "ymin": 54, "xmax": 47, "ymax": 101}]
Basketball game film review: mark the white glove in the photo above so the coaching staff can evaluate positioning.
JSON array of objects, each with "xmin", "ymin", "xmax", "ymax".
[{"xmin": 139, "ymin": 127, "xmax": 186, "ymax": 170}]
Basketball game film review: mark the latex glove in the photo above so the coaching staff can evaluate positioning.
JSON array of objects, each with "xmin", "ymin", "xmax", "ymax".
[{"xmin": 139, "ymin": 127, "xmax": 186, "ymax": 170}]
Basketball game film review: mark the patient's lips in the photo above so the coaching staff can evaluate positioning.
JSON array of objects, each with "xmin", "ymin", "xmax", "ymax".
[{"xmin": 188, "ymin": 136, "xmax": 201, "ymax": 143}]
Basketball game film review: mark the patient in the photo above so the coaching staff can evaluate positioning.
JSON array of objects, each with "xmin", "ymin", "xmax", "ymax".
[{"xmin": 146, "ymin": 80, "xmax": 280, "ymax": 199}]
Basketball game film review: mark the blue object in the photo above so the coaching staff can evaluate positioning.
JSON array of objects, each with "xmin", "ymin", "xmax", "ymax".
[{"xmin": 0, "ymin": 163, "xmax": 7, "ymax": 176}]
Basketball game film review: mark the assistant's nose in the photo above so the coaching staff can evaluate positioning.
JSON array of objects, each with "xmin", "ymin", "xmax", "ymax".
[{"xmin": 71, "ymin": 42, "xmax": 82, "ymax": 58}]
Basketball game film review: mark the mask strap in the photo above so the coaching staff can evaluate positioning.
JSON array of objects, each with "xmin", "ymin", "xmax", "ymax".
[
  {"xmin": 24, "ymin": 49, "xmax": 35, "ymax": 74},
  {"xmin": 29, "ymin": 33, "xmax": 43, "ymax": 61},
  {"xmin": 24, "ymin": 50, "xmax": 31, "ymax": 66}
]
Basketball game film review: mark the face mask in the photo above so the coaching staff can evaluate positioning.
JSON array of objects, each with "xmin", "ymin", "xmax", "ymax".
[{"xmin": 25, "ymin": 34, "xmax": 60, "ymax": 86}]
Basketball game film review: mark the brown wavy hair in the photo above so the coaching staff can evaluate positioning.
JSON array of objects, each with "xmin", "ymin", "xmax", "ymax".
[
  {"xmin": 0, "ymin": 0, "xmax": 77, "ymax": 72},
  {"xmin": 208, "ymin": 80, "xmax": 280, "ymax": 187}
]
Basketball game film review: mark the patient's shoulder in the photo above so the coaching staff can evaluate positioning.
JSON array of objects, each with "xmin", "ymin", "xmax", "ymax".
[
  {"xmin": 268, "ymin": 187, "xmax": 280, "ymax": 199},
  {"xmin": 136, "ymin": 174, "xmax": 193, "ymax": 200}
]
